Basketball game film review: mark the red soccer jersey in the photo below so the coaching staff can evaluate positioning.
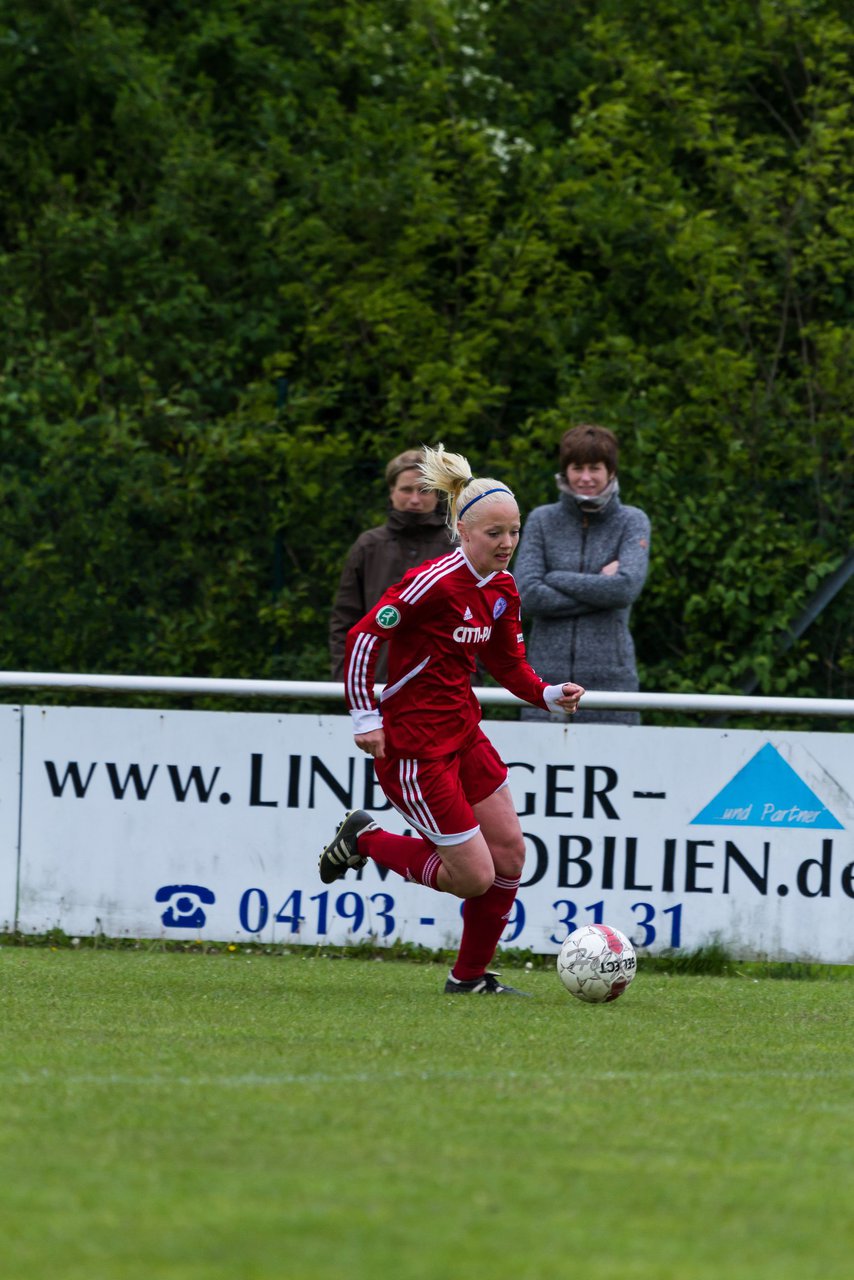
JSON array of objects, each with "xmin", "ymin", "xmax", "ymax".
[{"xmin": 344, "ymin": 547, "xmax": 551, "ymax": 758}]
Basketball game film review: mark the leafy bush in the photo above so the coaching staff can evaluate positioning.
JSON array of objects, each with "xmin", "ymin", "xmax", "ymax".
[{"xmin": 0, "ymin": 0, "xmax": 850, "ymax": 713}]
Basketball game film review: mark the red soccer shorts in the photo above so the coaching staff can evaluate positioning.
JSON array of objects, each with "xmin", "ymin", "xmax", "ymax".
[{"xmin": 374, "ymin": 728, "xmax": 508, "ymax": 846}]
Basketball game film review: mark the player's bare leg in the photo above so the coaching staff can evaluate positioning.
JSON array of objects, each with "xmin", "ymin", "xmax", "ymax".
[
  {"xmin": 430, "ymin": 831, "xmax": 494, "ymax": 897},
  {"xmin": 472, "ymin": 783, "xmax": 526, "ymax": 880},
  {"xmin": 317, "ymin": 791, "xmax": 531, "ymax": 995},
  {"xmin": 441, "ymin": 785, "xmax": 530, "ymax": 996}
]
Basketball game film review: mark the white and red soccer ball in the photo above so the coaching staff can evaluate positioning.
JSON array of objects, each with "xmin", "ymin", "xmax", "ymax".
[{"xmin": 556, "ymin": 924, "xmax": 637, "ymax": 1003}]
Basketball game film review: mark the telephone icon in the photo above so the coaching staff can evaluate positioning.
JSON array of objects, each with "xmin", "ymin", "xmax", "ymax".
[{"xmin": 155, "ymin": 883, "xmax": 215, "ymax": 929}]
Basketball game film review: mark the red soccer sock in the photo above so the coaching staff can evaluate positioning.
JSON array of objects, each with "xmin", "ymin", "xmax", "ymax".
[
  {"xmin": 359, "ymin": 828, "xmax": 442, "ymax": 889},
  {"xmin": 452, "ymin": 875, "xmax": 521, "ymax": 981}
]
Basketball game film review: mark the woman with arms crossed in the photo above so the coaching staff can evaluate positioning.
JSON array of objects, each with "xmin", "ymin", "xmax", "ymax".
[
  {"xmin": 515, "ymin": 424, "xmax": 650, "ymax": 725},
  {"xmin": 318, "ymin": 443, "xmax": 584, "ymax": 996}
]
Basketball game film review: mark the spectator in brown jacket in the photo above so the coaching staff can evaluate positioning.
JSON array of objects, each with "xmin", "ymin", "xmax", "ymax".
[{"xmin": 329, "ymin": 449, "xmax": 457, "ymax": 681}]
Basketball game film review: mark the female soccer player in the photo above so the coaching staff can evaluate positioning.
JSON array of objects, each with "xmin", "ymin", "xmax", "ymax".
[{"xmin": 319, "ymin": 443, "xmax": 584, "ymax": 995}]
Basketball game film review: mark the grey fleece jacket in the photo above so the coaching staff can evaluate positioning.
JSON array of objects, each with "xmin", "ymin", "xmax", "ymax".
[{"xmin": 514, "ymin": 490, "xmax": 651, "ymax": 724}]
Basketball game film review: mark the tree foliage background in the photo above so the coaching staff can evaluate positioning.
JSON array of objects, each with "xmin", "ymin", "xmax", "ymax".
[{"xmin": 0, "ymin": 0, "xmax": 851, "ymax": 718}]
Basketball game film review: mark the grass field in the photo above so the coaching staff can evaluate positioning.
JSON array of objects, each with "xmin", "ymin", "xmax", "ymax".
[{"xmin": 1, "ymin": 947, "xmax": 853, "ymax": 1280}]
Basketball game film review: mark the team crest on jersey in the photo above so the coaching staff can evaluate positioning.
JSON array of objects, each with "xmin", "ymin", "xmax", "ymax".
[
  {"xmin": 376, "ymin": 605, "xmax": 401, "ymax": 629},
  {"xmin": 492, "ymin": 596, "xmax": 508, "ymax": 619}
]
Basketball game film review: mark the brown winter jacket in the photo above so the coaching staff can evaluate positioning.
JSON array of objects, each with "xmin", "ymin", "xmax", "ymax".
[{"xmin": 329, "ymin": 507, "xmax": 456, "ymax": 681}]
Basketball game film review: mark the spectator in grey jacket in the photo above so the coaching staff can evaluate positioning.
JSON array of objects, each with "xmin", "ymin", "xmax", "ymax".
[{"xmin": 515, "ymin": 424, "xmax": 650, "ymax": 725}]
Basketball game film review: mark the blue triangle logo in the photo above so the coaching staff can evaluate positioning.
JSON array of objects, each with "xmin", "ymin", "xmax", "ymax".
[{"xmin": 691, "ymin": 743, "xmax": 843, "ymax": 829}]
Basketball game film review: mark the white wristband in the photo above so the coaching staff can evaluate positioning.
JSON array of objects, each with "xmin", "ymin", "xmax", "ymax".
[
  {"xmin": 350, "ymin": 708, "xmax": 383, "ymax": 735},
  {"xmin": 542, "ymin": 683, "xmax": 567, "ymax": 711}
]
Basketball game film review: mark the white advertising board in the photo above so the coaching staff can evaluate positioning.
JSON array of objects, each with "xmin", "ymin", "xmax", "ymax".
[
  {"xmin": 0, "ymin": 705, "xmax": 21, "ymax": 929},
  {"xmin": 14, "ymin": 705, "xmax": 854, "ymax": 962}
]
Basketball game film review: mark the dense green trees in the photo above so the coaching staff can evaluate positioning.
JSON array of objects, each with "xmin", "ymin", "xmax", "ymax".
[{"xmin": 0, "ymin": 0, "xmax": 851, "ymax": 712}]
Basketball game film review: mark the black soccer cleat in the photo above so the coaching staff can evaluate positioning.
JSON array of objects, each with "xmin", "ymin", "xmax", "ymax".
[
  {"xmin": 318, "ymin": 810, "xmax": 379, "ymax": 884},
  {"xmin": 444, "ymin": 971, "xmax": 533, "ymax": 997}
]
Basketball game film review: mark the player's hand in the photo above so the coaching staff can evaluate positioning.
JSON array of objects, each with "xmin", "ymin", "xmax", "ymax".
[
  {"xmin": 601, "ymin": 560, "xmax": 619, "ymax": 576},
  {"xmin": 554, "ymin": 682, "xmax": 585, "ymax": 713},
  {"xmin": 354, "ymin": 728, "xmax": 386, "ymax": 759}
]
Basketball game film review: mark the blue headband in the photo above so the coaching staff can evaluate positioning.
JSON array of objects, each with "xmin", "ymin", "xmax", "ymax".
[{"xmin": 458, "ymin": 487, "xmax": 513, "ymax": 519}]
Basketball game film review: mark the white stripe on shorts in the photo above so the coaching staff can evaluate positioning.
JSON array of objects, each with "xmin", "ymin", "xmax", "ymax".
[
  {"xmin": 392, "ymin": 758, "xmax": 480, "ymax": 847},
  {"xmin": 399, "ymin": 759, "xmax": 438, "ymax": 835}
]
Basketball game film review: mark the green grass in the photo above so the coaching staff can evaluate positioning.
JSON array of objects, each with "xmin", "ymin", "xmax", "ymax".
[{"xmin": 1, "ymin": 949, "xmax": 853, "ymax": 1280}]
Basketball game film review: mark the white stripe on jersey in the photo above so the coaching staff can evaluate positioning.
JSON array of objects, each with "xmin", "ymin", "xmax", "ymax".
[
  {"xmin": 399, "ymin": 548, "xmax": 465, "ymax": 605},
  {"xmin": 348, "ymin": 631, "xmax": 378, "ymax": 710},
  {"xmin": 379, "ymin": 654, "xmax": 430, "ymax": 703}
]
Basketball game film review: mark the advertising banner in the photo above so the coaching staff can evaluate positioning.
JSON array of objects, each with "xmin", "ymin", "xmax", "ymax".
[
  {"xmin": 14, "ymin": 705, "xmax": 854, "ymax": 961},
  {"xmin": 0, "ymin": 705, "xmax": 21, "ymax": 929}
]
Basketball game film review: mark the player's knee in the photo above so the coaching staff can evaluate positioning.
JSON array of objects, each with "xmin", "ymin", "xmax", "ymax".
[
  {"xmin": 491, "ymin": 833, "xmax": 526, "ymax": 878},
  {"xmin": 449, "ymin": 863, "xmax": 495, "ymax": 898},
  {"xmin": 469, "ymin": 865, "xmax": 499, "ymax": 897}
]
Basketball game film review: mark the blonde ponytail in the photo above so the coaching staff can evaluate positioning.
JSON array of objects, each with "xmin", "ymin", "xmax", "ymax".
[{"xmin": 419, "ymin": 443, "xmax": 515, "ymax": 538}]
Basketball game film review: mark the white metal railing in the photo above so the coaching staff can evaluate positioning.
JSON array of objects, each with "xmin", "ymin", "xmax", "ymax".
[{"xmin": 0, "ymin": 671, "xmax": 852, "ymax": 718}]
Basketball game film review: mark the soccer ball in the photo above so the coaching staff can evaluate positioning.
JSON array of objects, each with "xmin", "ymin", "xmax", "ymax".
[{"xmin": 556, "ymin": 924, "xmax": 637, "ymax": 1003}]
